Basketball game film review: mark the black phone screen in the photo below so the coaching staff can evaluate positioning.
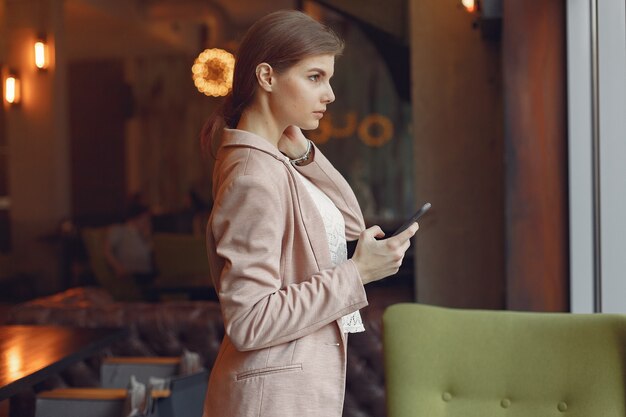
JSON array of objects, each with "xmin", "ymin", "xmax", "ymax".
[{"xmin": 391, "ymin": 202, "xmax": 431, "ymax": 237}]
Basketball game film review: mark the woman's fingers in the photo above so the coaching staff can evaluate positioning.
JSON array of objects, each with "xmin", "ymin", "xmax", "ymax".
[
  {"xmin": 362, "ymin": 225, "xmax": 385, "ymax": 240},
  {"xmin": 352, "ymin": 223, "xmax": 420, "ymax": 285},
  {"xmin": 278, "ymin": 126, "xmax": 308, "ymax": 158},
  {"xmin": 390, "ymin": 222, "xmax": 419, "ymax": 243}
]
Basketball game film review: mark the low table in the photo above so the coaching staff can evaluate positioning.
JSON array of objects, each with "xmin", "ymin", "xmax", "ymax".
[{"xmin": 0, "ymin": 325, "xmax": 127, "ymax": 400}]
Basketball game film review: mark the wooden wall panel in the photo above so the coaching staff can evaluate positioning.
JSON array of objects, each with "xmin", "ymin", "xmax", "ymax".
[
  {"xmin": 0, "ymin": 67, "xmax": 9, "ymax": 252},
  {"xmin": 409, "ymin": 0, "xmax": 505, "ymax": 309},
  {"xmin": 502, "ymin": 0, "xmax": 569, "ymax": 311},
  {"xmin": 69, "ymin": 60, "xmax": 128, "ymax": 226}
]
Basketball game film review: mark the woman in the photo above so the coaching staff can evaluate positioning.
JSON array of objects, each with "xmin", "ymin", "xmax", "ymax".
[{"xmin": 201, "ymin": 10, "xmax": 418, "ymax": 417}]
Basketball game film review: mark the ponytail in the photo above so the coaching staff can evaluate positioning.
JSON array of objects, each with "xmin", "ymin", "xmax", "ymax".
[{"xmin": 200, "ymin": 94, "xmax": 235, "ymax": 160}]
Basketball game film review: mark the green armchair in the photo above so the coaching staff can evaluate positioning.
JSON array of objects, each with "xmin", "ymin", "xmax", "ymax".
[
  {"xmin": 383, "ymin": 303, "xmax": 626, "ymax": 416},
  {"xmin": 152, "ymin": 232, "xmax": 210, "ymax": 286},
  {"xmin": 82, "ymin": 229, "xmax": 212, "ymax": 301}
]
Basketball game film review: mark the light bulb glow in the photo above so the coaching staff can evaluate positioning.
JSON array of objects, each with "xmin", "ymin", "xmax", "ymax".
[
  {"xmin": 192, "ymin": 48, "xmax": 235, "ymax": 97},
  {"xmin": 462, "ymin": 0, "xmax": 477, "ymax": 12},
  {"xmin": 34, "ymin": 41, "xmax": 49, "ymax": 69},
  {"xmin": 5, "ymin": 76, "xmax": 20, "ymax": 104}
]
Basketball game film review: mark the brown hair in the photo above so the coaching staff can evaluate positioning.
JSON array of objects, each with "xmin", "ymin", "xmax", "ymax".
[{"xmin": 200, "ymin": 10, "xmax": 344, "ymax": 157}]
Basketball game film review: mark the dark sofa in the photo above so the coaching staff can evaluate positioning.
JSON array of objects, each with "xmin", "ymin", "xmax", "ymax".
[{"xmin": 6, "ymin": 286, "xmax": 408, "ymax": 417}]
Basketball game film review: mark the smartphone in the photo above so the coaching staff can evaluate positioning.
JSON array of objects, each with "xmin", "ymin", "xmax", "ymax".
[{"xmin": 391, "ymin": 202, "xmax": 431, "ymax": 237}]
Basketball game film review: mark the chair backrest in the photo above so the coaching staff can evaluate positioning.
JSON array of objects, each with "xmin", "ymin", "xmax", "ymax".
[
  {"xmin": 35, "ymin": 388, "xmax": 168, "ymax": 417},
  {"xmin": 99, "ymin": 357, "xmax": 207, "ymax": 417},
  {"xmin": 101, "ymin": 357, "xmax": 181, "ymax": 388},
  {"xmin": 36, "ymin": 397, "xmax": 126, "ymax": 417},
  {"xmin": 82, "ymin": 227, "xmax": 143, "ymax": 301},
  {"xmin": 383, "ymin": 303, "xmax": 626, "ymax": 417},
  {"xmin": 153, "ymin": 369, "xmax": 209, "ymax": 417},
  {"xmin": 36, "ymin": 389, "xmax": 128, "ymax": 417}
]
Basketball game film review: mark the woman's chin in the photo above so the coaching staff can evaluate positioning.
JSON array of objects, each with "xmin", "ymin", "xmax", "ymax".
[{"xmin": 299, "ymin": 120, "xmax": 320, "ymax": 131}]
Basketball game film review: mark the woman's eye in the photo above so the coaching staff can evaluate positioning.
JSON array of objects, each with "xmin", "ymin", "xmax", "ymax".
[{"xmin": 308, "ymin": 74, "xmax": 320, "ymax": 82}]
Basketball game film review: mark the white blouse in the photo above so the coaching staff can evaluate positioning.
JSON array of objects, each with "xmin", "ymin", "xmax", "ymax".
[{"xmin": 294, "ymin": 170, "xmax": 365, "ymax": 334}]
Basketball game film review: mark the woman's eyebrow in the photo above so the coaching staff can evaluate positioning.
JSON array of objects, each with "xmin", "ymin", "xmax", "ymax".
[{"xmin": 307, "ymin": 68, "xmax": 333, "ymax": 78}]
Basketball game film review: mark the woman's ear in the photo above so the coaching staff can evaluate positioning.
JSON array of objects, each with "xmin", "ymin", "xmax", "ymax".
[{"xmin": 256, "ymin": 63, "xmax": 274, "ymax": 92}]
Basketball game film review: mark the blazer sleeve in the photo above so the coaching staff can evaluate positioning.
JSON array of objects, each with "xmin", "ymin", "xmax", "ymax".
[
  {"xmin": 292, "ymin": 143, "xmax": 366, "ymax": 241},
  {"xmin": 211, "ymin": 174, "xmax": 368, "ymax": 352}
]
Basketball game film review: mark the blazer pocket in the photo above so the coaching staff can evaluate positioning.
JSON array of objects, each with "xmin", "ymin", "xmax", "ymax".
[{"xmin": 236, "ymin": 364, "xmax": 303, "ymax": 381}]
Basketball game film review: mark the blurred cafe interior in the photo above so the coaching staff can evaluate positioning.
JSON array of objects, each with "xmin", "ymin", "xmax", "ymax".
[{"xmin": 1, "ymin": 0, "xmax": 625, "ymax": 416}]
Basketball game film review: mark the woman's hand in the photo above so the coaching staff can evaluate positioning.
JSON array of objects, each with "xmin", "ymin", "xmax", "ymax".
[
  {"xmin": 278, "ymin": 125, "xmax": 309, "ymax": 159},
  {"xmin": 351, "ymin": 223, "xmax": 419, "ymax": 285}
]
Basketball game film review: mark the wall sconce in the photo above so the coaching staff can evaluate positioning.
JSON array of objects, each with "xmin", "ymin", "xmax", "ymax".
[
  {"xmin": 461, "ymin": 0, "xmax": 502, "ymax": 41},
  {"xmin": 4, "ymin": 71, "xmax": 21, "ymax": 106},
  {"xmin": 34, "ymin": 35, "xmax": 50, "ymax": 70},
  {"xmin": 461, "ymin": 0, "xmax": 478, "ymax": 13}
]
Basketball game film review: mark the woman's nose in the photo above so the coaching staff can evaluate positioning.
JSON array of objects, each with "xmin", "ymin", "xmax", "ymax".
[{"xmin": 323, "ymin": 84, "xmax": 335, "ymax": 104}]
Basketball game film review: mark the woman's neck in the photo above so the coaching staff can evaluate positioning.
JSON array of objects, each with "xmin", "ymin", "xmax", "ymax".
[{"xmin": 236, "ymin": 101, "xmax": 284, "ymax": 148}]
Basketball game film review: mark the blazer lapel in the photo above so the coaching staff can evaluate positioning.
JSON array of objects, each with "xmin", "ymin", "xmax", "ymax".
[{"xmin": 284, "ymin": 161, "xmax": 334, "ymax": 270}]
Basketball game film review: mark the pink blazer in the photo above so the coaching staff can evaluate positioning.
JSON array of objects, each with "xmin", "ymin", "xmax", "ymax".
[{"xmin": 203, "ymin": 128, "xmax": 368, "ymax": 417}]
